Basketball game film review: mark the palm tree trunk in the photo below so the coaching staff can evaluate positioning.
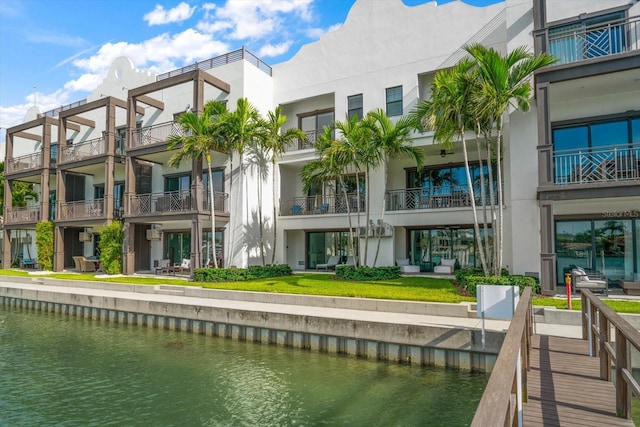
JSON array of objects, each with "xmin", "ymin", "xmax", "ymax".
[
  {"xmin": 226, "ymin": 152, "xmax": 235, "ymax": 267},
  {"xmin": 338, "ymin": 175, "xmax": 357, "ymax": 269},
  {"xmin": 355, "ymin": 171, "xmax": 364, "ymax": 267},
  {"xmin": 486, "ymin": 131, "xmax": 498, "ymax": 275},
  {"xmin": 459, "ymin": 119, "xmax": 488, "ymax": 275},
  {"xmin": 373, "ymin": 157, "xmax": 389, "ymax": 267},
  {"xmin": 476, "ymin": 124, "xmax": 490, "ymax": 273},
  {"xmin": 257, "ymin": 162, "xmax": 265, "ymax": 266},
  {"xmin": 207, "ymin": 157, "xmax": 218, "ymax": 268},
  {"xmin": 270, "ymin": 158, "xmax": 277, "ymax": 265},
  {"xmin": 496, "ymin": 118, "xmax": 504, "ymax": 275},
  {"xmin": 363, "ymin": 169, "xmax": 370, "ymax": 267}
]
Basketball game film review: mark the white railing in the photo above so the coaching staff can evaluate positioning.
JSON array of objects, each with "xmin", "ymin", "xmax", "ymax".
[
  {"xmin": 386, "ymin": 184, "xmax": 496, "ymax": 211},
  {"xmin": 58, "ymin": 199, "xmax": 104, "ymax": 220},
  {"xmin": 59, "ymin": 137, "xmax": 106, "ymax": 163},
  {"xmin": 131, "ymin": 121, "xmax": 190, "ymax": 149},
  {"xmin": 554, "ymin": 143, "xmax": 640, "ymax": 185},
  {"xmin": 6, "ymin": 152, "xmax": 43, "ymax": 173},
  {"xmin": 5, "ymin": 207, "xmax": 40, "ymax": 224},
  {"xmin": 130, "ymin": 191, "xmax": 193, "ymax": 215},
  {"xmin": 548, "ymin": 15, "xmax": 640, "ymax": 65}
]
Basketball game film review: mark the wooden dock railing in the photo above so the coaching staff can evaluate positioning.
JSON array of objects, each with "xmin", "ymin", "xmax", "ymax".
[
  {"xmin": 581, "ymin": 289, "xmax": 640, "ymax": 419},
  {"xmin": 471, "ymin": 287, "xmax": 533, "ymax": 427}
]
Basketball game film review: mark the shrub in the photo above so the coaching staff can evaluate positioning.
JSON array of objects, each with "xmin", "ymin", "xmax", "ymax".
[
  {"xmin": 99, "ymin": 221, "xmax": 123, "ymax": 275},
  {"xmin": 35, "ymin": 221, "xmax": 54, "ymax": 271},
  {"xmin": 335, "ymin": 266, "xmax": 401, "ymax": 281},
  {"xmin": 456, "ymin": 268, "xmax": 539, "ymax": 296},
  {"xmin": 193, "ymin": 264, "xmax": 292, "ymax": 282}
]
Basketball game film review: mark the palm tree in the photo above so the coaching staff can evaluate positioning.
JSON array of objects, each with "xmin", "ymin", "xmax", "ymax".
[
  {"xmin": 263, "ymin": 107, "xmax": 305, "ymax": 265},
  {"xmin": 222, "ymin": 98, "xmax": 264, "ymax": 267},
  {"xmin": 362, "ymin": 109, "xmax": 423, "ymax": 266},
  {"xmin": 333, "ymin": 114, "xmax": 372, "ymax": 266},
  {"xmin": 167, "ymin": 100, "xmax": 227, "ymax": 269},
  {"xmin": 410, "ymin": 58, "xmax": 490, "ymax": 275},
  {"xmin": 301, "ymin": 125, "xmax": 360, "ymax": 267},
  {"xmin": 465, "ymin": 43, "xmax": 556, "ymax": 274}
]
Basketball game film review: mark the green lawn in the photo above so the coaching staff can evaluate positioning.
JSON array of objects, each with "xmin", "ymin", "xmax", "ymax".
[{"xmin": 2, "ymin": 269, "xmax": 640, "ymax": 313}]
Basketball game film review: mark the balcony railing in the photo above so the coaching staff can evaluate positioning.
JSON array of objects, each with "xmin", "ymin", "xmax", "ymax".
[
  {"xmin": 554, "ymin": 143, "xmax": 640, "ymax": 185},
  {"xmin": 131, "ymin": 121, "xmax": 190, "ymax": 149},
  {"xmin": 58, "ymin": 199, "xmax": 104, "ymax": 220},
  {"xmin": 59, "ymin": 137, "xmax": 106, "ymax": 163},
  {"xmin": 5, "ymin": 207, "xmax": 40, "ymax": 224},
  {"xmin": 386, "ymin": 185, "xmax": 495, "ymax": 211},
  {"xmin": 548, "ymin": 15, "xmax": 640, "ymax": 65},
  {"xmin": 285, "ymin": 130, "xmax": 319, "ymax": 152},
  {"xmin": 6, "ymin": 152, "xmax": 43, "ymax": 174},
  {"xmin": 156, "ymin": 47, "xmax": 272, "ymax": 80},
  {"xmin": 130, "ymin": 191, "xmax": 193, "ymax": 215},
  {"xmin": 280, "ymin": 193, "xmax": 365, "ymax": 216},
  {"xmin": 203, "ymin": 191, "xmax": 230, "ymax": 215}
]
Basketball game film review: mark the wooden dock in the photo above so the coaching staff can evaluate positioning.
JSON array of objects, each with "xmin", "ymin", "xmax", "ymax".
[{"xmin": 523, "ymin": 334, "xmax": 635, "ymax": 426}]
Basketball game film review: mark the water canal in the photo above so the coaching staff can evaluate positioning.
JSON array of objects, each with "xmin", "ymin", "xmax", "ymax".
[{"xmin": 1, "ymin": 306, "xmax": 487, "ymax": 426}]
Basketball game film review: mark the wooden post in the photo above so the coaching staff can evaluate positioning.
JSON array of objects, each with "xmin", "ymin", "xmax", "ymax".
[{"xmin": 615, "ymin": 328, "xmax": 628, "ymax": 418}]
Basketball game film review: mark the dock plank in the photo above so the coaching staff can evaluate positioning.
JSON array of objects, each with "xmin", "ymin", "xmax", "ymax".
[{"xmin": 523, "ymin": 334, "xmax": 634, "ymax": 426}]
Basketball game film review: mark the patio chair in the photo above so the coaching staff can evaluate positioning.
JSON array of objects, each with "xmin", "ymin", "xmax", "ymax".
[
  {"xmin": 155, "ymin": 259, "xmax": 172, "ymax": 275},
  {"xmin": 434, "ymin": 258, "xmax": 456, "ymax": 274},
  {"xmin": 313, "ymin": 203, "xmax": 329, "ymax": 214},
  {"xmin": 175, "ymin": 258, "xmax": 191, "ymax": 273},
  {"xmin": 572, "ymin": 267, "xmax": 607, "ymax": 295},
  {"xmin": 343, "ymin": 256, "xmax": 358, "ymax": 267},
  {"xmin": 396, "ymin": 258, "xmax": 419, "ymax": 274},
  {"xmin": 291, "ymin": 204, "xmax": 303, "ymax": 215},
  {"xmin": 316, "ymin": 255, "xmax": 341, "ymax": 271}
]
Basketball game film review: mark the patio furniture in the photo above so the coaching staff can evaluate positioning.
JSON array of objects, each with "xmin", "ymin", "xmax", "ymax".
[
  {"xmin": 20, "ymin": 258, "xmax": 38, "ymax": 270},
  {"xmin": 572, "ymin": 268, "xmax": 607, "ymax": 295},
  {"xmin": 175, "ymin": 258, "xmax": 191, "ymax": 273},
  {"xmin": 291, "ymin": 204, "xmax": 303, "ymax": 215},
  {"xmin": 396, "ymin": 258, "xmax": 419, "ymax": 274},
  {"xmin": 434, "ymin": 258, "xmax": 456, "ymax": 274},
  {"xmin": 313, "ymin": 203, "xmax": 329, "ymax": 214},
  {"xmin": 343, "ymin": 256, "xmax": 358, "ymax": 267},
  {"xmin": 155, "ymin": 259, "xmax": 173, "ymax": 275},
  {"xmin": 316, "ymin": 255, "xmax": 341, "ymax": 271},
  {"xmin": 72, "ymin": 256, "xmax": 96, "ymax": 273}
]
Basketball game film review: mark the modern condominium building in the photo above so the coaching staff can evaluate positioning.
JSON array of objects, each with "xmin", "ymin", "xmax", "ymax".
[{"xmin": 2, "ymin": 0, "xmax": 639, "ymax": 295}]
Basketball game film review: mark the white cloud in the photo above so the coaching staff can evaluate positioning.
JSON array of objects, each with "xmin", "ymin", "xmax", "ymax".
[
  {"xmin": 144, "ymin": 2, "xmax": 196, "ymax": 26},
  {"xmin": 0, "ymin": 89, "xmax": 70, "ymax": 132},
  {"xmin": 26, "ymin": 29, "xmax": 87, "ymax": 48},
  {"xmin": 197, "ymin": 0, "xmax": 314, "ymax": 40},
  {"xmin": 258, "ymin": 41, "xmax": 292, "ymax": 58}
]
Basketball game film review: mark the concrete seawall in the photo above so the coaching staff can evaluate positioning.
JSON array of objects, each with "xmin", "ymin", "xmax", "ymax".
[{"xmin": 0, "ymin": 277, "xmax": 507, "ymax": 372}]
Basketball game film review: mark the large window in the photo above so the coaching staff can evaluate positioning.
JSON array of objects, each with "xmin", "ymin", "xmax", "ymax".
[
  {"xmin": 548, "ymin": 11, "xmax": 626, "ymax": 64},
  {"xmin": 165, "ymin": 232, "xmax": 190, "ymax": 266},
  {"xmin": 409, "ymin": 227, "xmax": 490, "ymax": 272},
  {"xmin": 408, "ymin": 163, "xmax": 495, "ymax": 201},
  {"xmin": 386, "ymin": 86, "xmax": 403, "ymax": 117},
  {"xmin": 556, "ymin": 219, "xmax": 639, "ymax": 284},
  {"xmin": 165, "ymin": 174, "xmax": 190, "ymax": 192},
  {"xmin": 307, "ymin": 231, "xmax": 358, "ymax": 269},
  {"xmin": 299, "ymin": 110, "xmax": 334, "ymax": 149},
  {"xmin": 347, "ymin": 94, "xmax": 363, "ymax": 120},
  {"xmin": 553, "ymin": 115, "xmax": 640, "ymax": 183}
]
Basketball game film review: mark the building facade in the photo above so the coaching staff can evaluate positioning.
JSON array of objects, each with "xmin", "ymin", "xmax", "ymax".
[{"xmin": 3, "ymin": 0, "xmax": 639, "ymax": 295}]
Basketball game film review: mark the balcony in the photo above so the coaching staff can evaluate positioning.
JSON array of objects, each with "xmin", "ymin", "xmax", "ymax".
[
  {"xmin": 280, "ymin": 193, "xmax": 365, "ymax": 216},
  {"xmin": 132, "ymin": 121, "xmax": 190, "ymax": 149},
  {"xmin": 59, "ymin": 137, "xmax": 106, "ymax": 164},
  {"xmin": 6, "ymin": 152, "xmax": 43, "ymax": 174},
  {"xmin": 58, "ymin": 199, "xmax": 104, "ymax": 220},
  {"xmin": 5, "ymin": 207, "xmax": 40, "ymax": 224},
  {"xmin": 554, "ymin": 143, "xmax": 640, "ymax": 185},
  {"xmin": 386, "ymin": 186, "xmax": 478, "ymax": 211},
  {"xmin": 285, "ymin": 130, "xmax": 319, "ymax": 153},
  {"xmin": 203, "ymin": 191, "xmax": 230, "ymax": 215},
  {"xmin": 548, "ymin": 15, "xmax": 639, "ymax": 66},
  {"xmin": 130, "ymin": 191, "xmax": 192, "ymax": 215}
]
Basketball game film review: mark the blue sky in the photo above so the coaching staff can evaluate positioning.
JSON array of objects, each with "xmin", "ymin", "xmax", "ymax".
[{"xmin": 0, "ymin": 0, "xmax": 503, "ymax": 147}]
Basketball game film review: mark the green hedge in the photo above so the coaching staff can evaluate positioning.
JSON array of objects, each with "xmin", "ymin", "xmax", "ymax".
[
  {"xmin": 35, "ymin": 221, "xmax": 54, "ymax": 271},
  {"xmin": 455, "ymin": 268, "xmax": 539, "ymax": 296},
  {"xmin": 193, "ymin": 264, "xmax": 292, "ymax": 282},
  {"xmin": 335, "ymin": 266, "xmax": 401, "ymax": 281}
]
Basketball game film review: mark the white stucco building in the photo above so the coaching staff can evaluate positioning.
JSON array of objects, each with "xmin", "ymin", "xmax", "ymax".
[{"xmin": 3, "ymin": 0, "xmax": 639, "ymax": 295}]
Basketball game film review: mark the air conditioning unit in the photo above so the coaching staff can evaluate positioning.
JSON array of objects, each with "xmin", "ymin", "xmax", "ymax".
[
  {"xmin": 79, "ymin": 232, "xmax": 92, "ymax": 242},
  {"xmin": 359, "ymin": 221, "xmax": 394, "ymax": 238},
  {"xmin": 146, "ymin": 229, "xmax": 162, "ymax": 240}
]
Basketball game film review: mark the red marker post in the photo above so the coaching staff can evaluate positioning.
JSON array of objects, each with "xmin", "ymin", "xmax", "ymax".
[{"xmin": 565, "ymin": 272, "xmax": 572, "ymax": 310}]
